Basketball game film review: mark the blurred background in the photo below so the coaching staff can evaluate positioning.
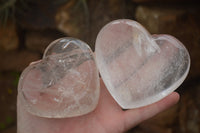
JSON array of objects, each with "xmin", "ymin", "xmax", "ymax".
[{"xmin": 0, "ymin": 0, "xmax": 199, "ymax": 133}]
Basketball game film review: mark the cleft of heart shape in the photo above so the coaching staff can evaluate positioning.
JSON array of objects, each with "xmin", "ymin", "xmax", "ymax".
[
  {"xmin": 18, "ymin": 19, "xmax": 190, "ymax": 118},
  {"xmin": 95, "ymin": 19, "xmax": 190, "ymax": 109}
]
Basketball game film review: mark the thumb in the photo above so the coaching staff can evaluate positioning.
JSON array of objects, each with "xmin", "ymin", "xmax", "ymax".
[{"xmin": 122, "ymin": 92, "xmax": 180, "ymax": 131}]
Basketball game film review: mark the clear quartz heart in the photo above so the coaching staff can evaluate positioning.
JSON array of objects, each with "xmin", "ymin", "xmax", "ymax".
[
  {"xmin": 18, "ymin": 37, "xmax": 100, "ymax": 118},
  {"xmin": 95, "ymin": 19, "xmax": 190, "ymax": 109}
]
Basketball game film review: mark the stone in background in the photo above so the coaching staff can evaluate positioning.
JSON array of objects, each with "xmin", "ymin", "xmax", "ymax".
[
  {"xmin": 0, "ymin": 72, "xmax": 18, "ymax": 132},
  {"xmin": 0, "ymin": 22, "xmax": 19, "ymax": 52},
  {"xmin": 15, "ymin": 0, "xmax": 59, "ymax": 30},
  {"xmin": 0, "ymin": 50, "xmax": 40, "ymax": 72},
  {"xmin": 55, "ymin": 0, "xmax": 88, "ymax": 40},
  {"xmin": 178, "ymin": 78, "xmax": 200, "ymax": 133},
  {"xmin": 132, "ymin": 0, "xmax": 199, "ymax": 3},
  {"xmin": 55, "ymin": 0, "xmax": 128, "ymax": 50}
]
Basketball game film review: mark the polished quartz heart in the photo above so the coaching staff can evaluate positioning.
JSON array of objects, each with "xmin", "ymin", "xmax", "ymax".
[
  {"xmin": 18, "ymin": 38, "xmax": 100, "ymax": 118},
  {"xmin": 95, "ymin": 19, "xmax": 190, "ymax": 109}
]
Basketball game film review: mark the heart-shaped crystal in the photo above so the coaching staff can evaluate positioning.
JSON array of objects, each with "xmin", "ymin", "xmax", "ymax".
[
  {"xmin": 95, "ymin": 19, "xmax": 190, "ymax": 109},
  {"xmin": 18, "ymin": 37, "xmax": 100, "ymax": 118}
]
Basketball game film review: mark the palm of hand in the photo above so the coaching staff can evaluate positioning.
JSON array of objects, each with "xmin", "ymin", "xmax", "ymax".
[{"xmin": 52, "ymin": 80, "xmax": 179, "ymax": 133}]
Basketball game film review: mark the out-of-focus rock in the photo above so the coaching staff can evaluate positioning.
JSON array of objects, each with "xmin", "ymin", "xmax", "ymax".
[
  {"xmin": 0, "ymin": 22, "xmax": 19, "ymax": 51},
  {"xmin": 135, "ymin": 6, "xmax": 200, "ymax": 79},
  {"xmin": 0, "ymin": 72, "xmax": 18, "ymax": 132},
  {"xmin": 16, "ymin": 0, "xmax": 59, "ymax": 29},
  {"xmin": 127, "ymin": 124, "xmax": 173, "ymax": 133},
  {"xmin": 136, "ymin": 6, "xmax": 186, "ymax": 34},
  {"xmin": 88, "ymin": 0, "xmax": 127, "ymax": 49},
  {"xmin": 1, "ymin": 126, "xmax": 16, "ymax": 133},
  {"xmin": 55, "ymin": 0, "xmax": 127, "ymax": 50},
  {"xmin": 25, "ymin": 29, "xmax": 66, "ymax": 53},
  {"xmin": 127, "ymin": 104, "xmax": 179, "ymax": 133},
  {"xmin": 55, "ymin": 0, "xmax": 89, "ymax": 41},
  {"xmin": 179, "ymin": 79, "xmax": 200, "ymax": 133},
  {"xmin": 132, "ymin": 0, "xmax": 199, "ymax": 3},
  {"xmin": 146, "ymin": 104, "xmax": 179, "ymax": 127},
  {"xmin": 0, "ymin": 50, "xmax": 40, "ymax": 71}
]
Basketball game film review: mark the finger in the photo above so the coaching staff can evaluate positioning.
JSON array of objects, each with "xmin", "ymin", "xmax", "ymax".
[
  {"xmin": 123, "ymin": 92, "xmax": 180, "ymax": 130},
  {"xmin": 95, "ymin": 79, "xmax": 122, "ymax": 111}
]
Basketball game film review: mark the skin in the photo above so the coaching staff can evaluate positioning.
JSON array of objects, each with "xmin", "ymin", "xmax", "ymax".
[{"xmin": 56, "ymin": 79, "xmax": 180, "ymax": 133}]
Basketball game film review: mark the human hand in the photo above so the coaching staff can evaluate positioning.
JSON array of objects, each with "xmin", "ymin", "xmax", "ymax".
[{"xmin": 18, "ymin": 78, "xmax": 179, "ymax": 133}]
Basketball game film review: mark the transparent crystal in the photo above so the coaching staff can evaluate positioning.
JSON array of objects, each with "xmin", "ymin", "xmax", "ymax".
[
  {"xmin": 18, "ymin": 37, "xmax": 100, "ymax": 118},
  {"xmin": 95, "ymin": 19, "xmax": 190, "ymax": 109}
]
